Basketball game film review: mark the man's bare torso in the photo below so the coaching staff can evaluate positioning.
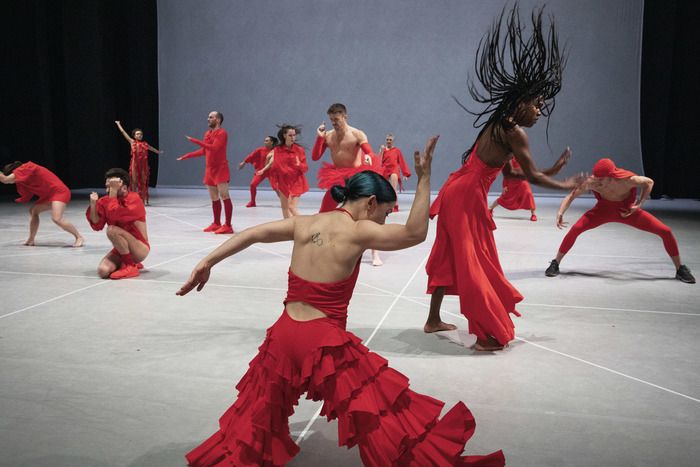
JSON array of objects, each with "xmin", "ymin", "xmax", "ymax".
[{"xmin": 324, "ymin": 126, "xmax": 364, "ymax": 168}]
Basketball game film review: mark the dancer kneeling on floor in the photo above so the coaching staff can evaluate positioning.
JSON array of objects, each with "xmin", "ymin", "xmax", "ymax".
[
  {"xmin": 177, "ymin": 136, "xmax": 504, "ymax": 467},
  {"xmin": 545, "ymin": 158, "xmax": 695, "ymax": 283},
  {"xmin": 87, "ymin": 168, "xmax": 149, "ymax": 280}
]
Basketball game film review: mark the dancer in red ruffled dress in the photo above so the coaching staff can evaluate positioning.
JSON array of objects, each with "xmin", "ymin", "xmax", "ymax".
[
  {"xmin": 380, "ymin": 133, "xmax": 411, "ymax": 212},
  {"xmin": 87, "ymin": 168, "xmax": 149, "ymax": 280},
  {"xmin": 258, "ymin": 125, "xmax": 309, "ymax": 218},
  {"xmin": 312, "ymin": 103, "xmax": 383, "ymax": 265},
  {"xmin": 115, "ymin": 121, "xmax": 162, "ymax": 205},
  {"xmin": 177, "ymin": 136, "xmax": 504, "ymax": 467},
  {"xmin": 238, "ymin": 135, "xmax": 278, "ymax": 207},
  {"xmin": 1, "ymin": 161, "xmax": 83, "ymax": 247},
  {"xmin": 489, "ymin": 150, "xmax": 570, "ymax": 221},
  {"xmin": 424, "ymin": 6, "xmax": 584, "ymax": 350},
  {"xmin": 544, "ymin": 158, "xmax": 696, "ymax": 283},
  {"xmin": 178, "ymin": 111, "xmax": 234, "ymax": 234}
]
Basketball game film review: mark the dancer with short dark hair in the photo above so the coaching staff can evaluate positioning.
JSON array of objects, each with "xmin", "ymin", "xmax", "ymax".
[
  {"xmin": 115, "ymin": 121, "xmax": 162, "ymax": 205},
  {"xmin": 238, "ymin": 135, "xmax": 278, "ymax": 208},
  {"xmin": 87, "ymin": 168, "xmax": 149, "ymax": 280}
]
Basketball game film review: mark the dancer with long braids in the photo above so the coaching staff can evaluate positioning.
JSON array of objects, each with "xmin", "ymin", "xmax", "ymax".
[
  {"xmin": 424, "ymin": 5, "xmax": 583, "ymax": 350},
  {"xmin": 177, "ymin": 136, "xmax": 504, "ymax": 466}
]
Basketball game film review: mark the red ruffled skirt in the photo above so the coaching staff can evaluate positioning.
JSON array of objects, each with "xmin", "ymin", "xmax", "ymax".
[
  {"xmin": 186, "ymin": 311, "xmax": 504, "ymax": 466},
  {"xmin": 496, "ymin": 179, "xmax": 535, "ymax": 211},
  {"xmin": 317, "ymin": 159, "xmax": 381, "ymax": 190}
]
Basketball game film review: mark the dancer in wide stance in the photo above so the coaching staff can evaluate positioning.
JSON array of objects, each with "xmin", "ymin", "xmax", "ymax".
[
  {"xmin": 1, "ymin": 161, "xmax": 83, "ymax": 247},
  {"xmin": 178, "ymin": 111, "xmax": 233, "ymax": 234},
  {"xmin": 177, "ymin": 136, "xmax": 504, "ymax": 467},
  {"xmin": 257, "ymin": 125, "xmax": 309, "ymax": 218},
  {"xmin": 87, "ymin": 168, "xmax": 149, "ymax": 279},
  {"xmin": 490, "ymin": 149, "xmax": 570, "ymax": 221},
  {"xmin": 238, "ymin": 135, "xmax": 278, "ymax": 207},
  {"xmin": 114, "ymin": 120, "xmax": 162, "ymax": 205},
  {"xmin": 424, "ymin": 5, "xmax": 583, "ymax": 350},
  {"xmin": 545, "ymin": 158, "xmax": 695, "ymax": 283}
]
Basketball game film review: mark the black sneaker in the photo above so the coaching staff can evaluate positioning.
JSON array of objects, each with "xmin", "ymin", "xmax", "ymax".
[
  {"xmin": 676, "ymin": 265, "xmax": 696, "ymax": 284},
  {"xmin": 545, "ymin": 259, "xmax": 560, "ymax": 277}
]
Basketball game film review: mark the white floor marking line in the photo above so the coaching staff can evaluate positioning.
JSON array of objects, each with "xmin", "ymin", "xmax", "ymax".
[
  {"xmin": 0, "ymin": 246, "xmax": 216, "ymax": 321},
  {"xmin": 397, "ymin": 295, "xmax": 697, "ymax": 317},
  {"xmin": 295, "ymin": 254, "xmax": 429, "ymax": 445},
  {"xmin": 439, "ymin": 311, "xmax": 700, "ymax": 404},
  {"xmin": 0, "ymin": 282, "xmax": 108, "ymax": 320}
]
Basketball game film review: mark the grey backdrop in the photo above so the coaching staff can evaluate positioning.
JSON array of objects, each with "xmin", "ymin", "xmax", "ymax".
[{"xmin": 156, "ymin": 0, "xmax": 644, "ymax": 192}]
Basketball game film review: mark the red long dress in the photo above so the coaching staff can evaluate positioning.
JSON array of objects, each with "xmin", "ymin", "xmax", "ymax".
[
  {"xmin": 426, "ymin": 146, "xmax": 523, "ymax": 346},
  {"xmin": 129, "ymin": 140, "xmax": 151, "ymax": 202},
  {"xmin": 180, "ymin": 128, "xmax": 230, "ymax": 186},
  {"xmin": 270, "ymin": 144, "xmax": 309, "ymax": 198},
  {"xmin": 12, "ymin": 162, "xmax": 71, "ymax": 205},
  {"xmin": 186, "ymin": 251, "xmax": 505, "ymax": 466},
  {"xmin": 495, "ymin": 159, "xmax": 535, "ymax": 211}
]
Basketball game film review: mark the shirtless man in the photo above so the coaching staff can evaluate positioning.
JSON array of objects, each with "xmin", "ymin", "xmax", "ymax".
[
  {"xmin": 87, "ymin": 168, "xmax": 149, "ymax": 280},
  {"xmin": 312, "ymin": 103, "xmax": 383, "ymax": 265},
  {"xmin": 545, "ymin": 158, "xmax": 695, "ymax": 283}
]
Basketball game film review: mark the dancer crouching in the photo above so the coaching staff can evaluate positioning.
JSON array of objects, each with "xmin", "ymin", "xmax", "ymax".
[
  {"xmin": 87, "ymin": 168, "xmax": 149, "ymax": 279},
  {"xmin": 177, "ymin": 136, "xmax": 504, "ymax": 466}
]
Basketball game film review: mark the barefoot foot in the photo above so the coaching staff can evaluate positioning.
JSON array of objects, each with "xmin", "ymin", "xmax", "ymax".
[
  {"xmin": 73, "ymin": 236, "xmax": 84, "ymax": 248},
  {"xmin": 472, "ymin": 336, "xmax": 505, "ymax": 351},
  {"xmin": 423, "ymin": 321, "xmax": 458, "ymax": 333},
  {"xmin": 24, "ymin": 239, "xmax": 35, "ymax": 246}
]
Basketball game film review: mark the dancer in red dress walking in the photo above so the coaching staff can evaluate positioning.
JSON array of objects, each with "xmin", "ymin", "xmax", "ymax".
[
  {"xmin": 489, "ymin": 150, "xmax": 570, "ymax": 221},
  {"xmin": 257, "ymin": 125, "xmax": 309, "ymax": 218},
  {"xmin": 115, "ymin": 121, "xmax": 162, "ymax": 205},
  {"xmin": 424, "ymin": 6, "xmax": 584, "ymax": 350},
  {"xmin": 380, "ymin": 133, "xmax": 411, "ymax": 212},
  {"xmin": 177, "ymin": 136, "xmax": 504, "ymax": 467}
]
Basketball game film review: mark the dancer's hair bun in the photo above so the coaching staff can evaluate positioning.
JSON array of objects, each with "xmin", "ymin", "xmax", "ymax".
[{"xmin": 330, "ymin": 185, "xmax": 349, "ymax": 203}]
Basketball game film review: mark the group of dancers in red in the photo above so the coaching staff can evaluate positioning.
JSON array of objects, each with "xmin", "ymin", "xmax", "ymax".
[{"xmin": 0, "ymin": 6, "xmax": 695, "ymax": 465}]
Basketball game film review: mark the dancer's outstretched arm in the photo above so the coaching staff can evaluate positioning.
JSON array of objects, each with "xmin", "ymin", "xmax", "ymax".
[
  {"xmin": 176, "ymin": 217, "xmax": 295, "ymax": 295},
  {"xmin": 354, "ymin": 135, "xmax": 438, "ymax": 251},
  {"xmin": 115, "ymin": 121, "xmax": 133, "ymax": 144}
]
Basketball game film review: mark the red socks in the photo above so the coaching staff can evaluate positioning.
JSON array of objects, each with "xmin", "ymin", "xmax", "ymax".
[
  {"xmin": 223, "ymin": 198, "xmax": 233, "ymax": 226},
  {"xmin": 120, "ymin": 253, "xmax": 135, "ymax": 266},
  {"xmin": 212, "ymin": 200, "xmax": 222, "ymax": 225}
]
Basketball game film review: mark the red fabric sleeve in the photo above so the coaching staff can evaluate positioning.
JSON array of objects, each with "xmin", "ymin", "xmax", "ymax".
[
  {"xmin": 190, "ymin": 131, "xmax": 227, "ymax": 152},
  {"xmin": 296, "ymin": 146, "xmax": 308, "ymax": 173},
  {"xmin": 105, "ymin": 193, "xmax": 146, "ymax": 224},
  {"xmin": 244, "ymin": 149, "xmax": 259, "ymax": 164},
  {"xmin": 86, "ymin": 199, "xmax": 108, "ymax": 231},
  {"xmin": 360, "ymin": 142, "xmax": 374, "ymax": 156},
  {"xmin": 397, "ymin": 150, "xmax": 411, "ymax": 177},
  {"xmin": 312, "ymin": 136, "xmax": 327, "ymax": 161},
  {"xmin": 179, "ymin": 148, "xmax": 205, "ymax": 160}
]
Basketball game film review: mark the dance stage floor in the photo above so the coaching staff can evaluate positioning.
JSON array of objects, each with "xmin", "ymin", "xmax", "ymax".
[{"xmin": 0, "ymin": 188, "xmax": 698, "ymax": 466}]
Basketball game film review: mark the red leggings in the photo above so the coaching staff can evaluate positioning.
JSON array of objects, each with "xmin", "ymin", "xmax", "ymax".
[
  {"xmin": 248, "ymin": 172, "xmax": 268, "ymax": 202},
  {"xmin": 559, "ymin": 206, "xmax": 679, "ymax": 257}
]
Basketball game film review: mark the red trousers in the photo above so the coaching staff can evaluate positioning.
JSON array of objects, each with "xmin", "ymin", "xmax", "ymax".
[
  {"xmin": 559, "ymin": 205, "xmax": 679, "ymax": 257},
  {"xmin": 186, "ymin": 311, "xmax": 504, "ymax": 467}
]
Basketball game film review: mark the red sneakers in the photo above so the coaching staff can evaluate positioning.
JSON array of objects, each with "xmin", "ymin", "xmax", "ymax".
[
  {"xmin": 203, "ymin": 223, "xmax": 221, "ymax": 232},
  {"xmin": 530, "ymin": 214, "xmax": 538, "ymax": 221},
  {"xmin": 246, "ymin": 201, "xmax": 256, "ymax": 208},
  {"xmin": 110, "ymin": 263, "xmax": 140, "ymax": 280},
  {"xmin": 214, "ymin": 224, "xmax": 234, "ymax": 234}
]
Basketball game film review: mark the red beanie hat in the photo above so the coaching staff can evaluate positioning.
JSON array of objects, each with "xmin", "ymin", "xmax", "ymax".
[{"xmin": 592, "ymin": 158, "xmax": 635, "ymax": 179}]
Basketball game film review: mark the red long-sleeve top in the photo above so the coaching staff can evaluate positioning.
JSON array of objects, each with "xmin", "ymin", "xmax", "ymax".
[
  {"xmin": 271, "ymin": 144, "xmax": 309, "ymax": 197},
  {"xmin": 12, "ymin": 161, "xmax": 71, "ymax": 204},
  {"xmin": 180, "ymin": 128, "xmax": 230, "ymax": 185},
  {"xmin": 86, "ymin": 192, "xmax": 149, "ymax": 246},
  {"xmin": 382, "ymin": 147, "xmax": 411, "ymax": 178},
  {"xmin": 244, "ymin": 146, "xmax": 270, "ymax": 171}
]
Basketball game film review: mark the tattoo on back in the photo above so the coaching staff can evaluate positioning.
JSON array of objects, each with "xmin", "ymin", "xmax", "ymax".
[{"xmin": 311, "ymin": 232, "xmax": 323, "ymax": 246}]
